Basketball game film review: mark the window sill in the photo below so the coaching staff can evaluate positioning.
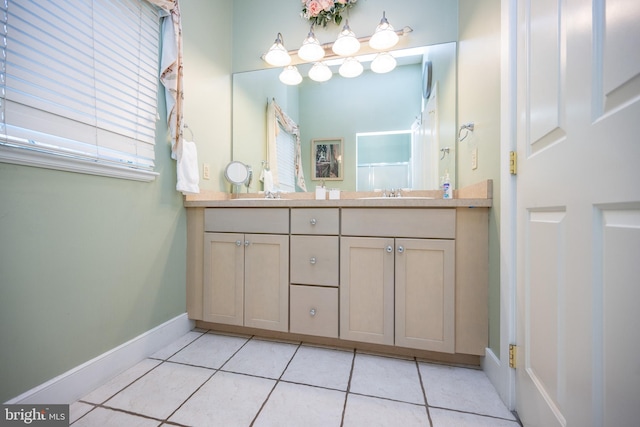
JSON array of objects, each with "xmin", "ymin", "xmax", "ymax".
[{"xmin": 0, "ymin": 144, "xmax": 159, "ymax": 182}]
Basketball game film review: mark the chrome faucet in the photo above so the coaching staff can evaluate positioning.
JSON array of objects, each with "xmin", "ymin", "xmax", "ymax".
[{"xmin": 265, "ymin": 190, "xmax": 281, "ymax": 199}]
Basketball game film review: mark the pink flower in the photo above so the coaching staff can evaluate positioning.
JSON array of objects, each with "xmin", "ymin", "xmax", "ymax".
[
  {"xmin": 337, "ymin": 0, "xmax": 347, "ymax": 3},
  {"xmin": 306, "ymin": 0, "xmax": 322, "ymax": 17},
  {"xmin": 319, "ymin": 0, "xmax": 334, "ymax": 11}
]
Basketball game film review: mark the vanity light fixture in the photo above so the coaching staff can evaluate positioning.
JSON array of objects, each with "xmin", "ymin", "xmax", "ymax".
[
  {"xmin": 369, "ymin": 11, "xmax": 399, "ymax": 50},
  {"xmin": 297, "ymin": 25, "xmax": 325, "ymax": 62},
  {"xmin": 264, "ymin": 33, "xmax": 291, "ymax": 67},
  {"xmin": 279, "ymin": 65, "xmax": 303, "ymax": 85},
  {"xmin": 332, "ymin": 20, "xmax": 360, "ymax": 57},
  {"xmin": 308, "ymin": 61, "xmax": 333, "ymax": 82},
  {"xmin": 339, "ymin": 56, "xmax": 363, "ymax": 78},
  {"xmin": 370, "ymin": 52, "xmax": 397, "ymax": 73}
]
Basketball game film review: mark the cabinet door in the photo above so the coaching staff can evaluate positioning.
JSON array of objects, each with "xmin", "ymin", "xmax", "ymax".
[
  {"xmin": 395, "ymin": 238, "xmax": 455, "ymax": 353},
  {"xmin": 340, "ymin": 237, "xmax": 394, "ymax": 345},
  {"xmin": 203, "ymin": 232, "xmax": 244, "ymax": 325},
  {"xmin": 244, "ymin": 233, "xmax": 289, "ymax": 332}
]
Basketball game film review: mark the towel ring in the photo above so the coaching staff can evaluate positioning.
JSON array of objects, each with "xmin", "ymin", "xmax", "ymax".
[{"xmin": 183, "ymin": 123, "xmax": 195, "ymax": 141}]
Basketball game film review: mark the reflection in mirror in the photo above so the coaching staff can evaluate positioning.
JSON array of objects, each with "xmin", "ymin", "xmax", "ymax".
[{"xmin": 232, "ymin": 42, "xmax": 456, "ymax": 191}]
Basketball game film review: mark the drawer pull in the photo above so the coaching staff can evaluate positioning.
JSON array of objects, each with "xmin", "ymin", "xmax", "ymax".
[
  {"xmin": 397, "ymin": 246, "xmax": 405, "ymax": 253},
  {"xmin": 244, "ymin": 240, "xmax": 250, "ymax": 247},
  {"xmin": 309, "ymin": 308, "xmax": 316, "ymax": 317},
  {"xmin": 310, "ymin": 257, "xmax": 317, "ymax": 265},
  {"xmin": 386, "ymin": 245, "xmax": 393, "ymax": 253},
  {"xmin": 235, "ymin": 240, "xmax": 242, "ymax": 246},
  {"xmin": 310, "ymin": 218, "xmax": 317, "ymax": 225}
]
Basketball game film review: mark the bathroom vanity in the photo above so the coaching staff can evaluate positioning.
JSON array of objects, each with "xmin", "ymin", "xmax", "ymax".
[{"xmin": 185, "ymin": 181, "xmax": 491, "ymax": 364}]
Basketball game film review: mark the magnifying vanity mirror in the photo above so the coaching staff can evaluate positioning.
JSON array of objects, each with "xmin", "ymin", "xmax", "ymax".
[
  {"xmin": 232, "ymin": 41, "xmax": 457, "ymax": 192},
  {"xmin": 224, "ymin": 160, "xmax": 252, "ymax": 193}
]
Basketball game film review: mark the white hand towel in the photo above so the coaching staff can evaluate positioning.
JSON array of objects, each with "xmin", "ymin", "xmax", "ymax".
[
  {"xmin": 262, "ymin": 169, "xmax": 274, "ymax": 192},
  {"xmin": 176, "ymin": 139, "xmax": 200, "ymax": 195}
]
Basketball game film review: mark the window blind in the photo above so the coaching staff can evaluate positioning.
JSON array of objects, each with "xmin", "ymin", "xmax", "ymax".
[
  {"xmin": 276, "ymin": 124, "xmax": 296, "ymax": 192},
  {"xmin": 0, "ymin": 0, "xmax": 160, "ymax": 180}
]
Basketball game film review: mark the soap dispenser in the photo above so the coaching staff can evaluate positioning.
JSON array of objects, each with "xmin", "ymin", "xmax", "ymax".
[{"xmin": 442, "ymin": 173, "xmax": 453, "ymax": 199}]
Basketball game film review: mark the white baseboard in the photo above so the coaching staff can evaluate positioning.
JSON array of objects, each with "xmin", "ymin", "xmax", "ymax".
[
  {"xmin": 482, "ymin": 347, "xmax": 514, "ymax": 410},
  {"xmin": 5, "ymin": 313, "xmax": 194, "ymax": 404}
]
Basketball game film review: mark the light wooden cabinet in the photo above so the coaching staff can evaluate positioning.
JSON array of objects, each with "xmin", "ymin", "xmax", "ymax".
[
  {"xmin": 340, "ymin": 209, "xmax": 456, "ymax": 353},
  {"xmin": 189, "ymin": 204, "xmax": 488, "ymax": 357},
  {"xmin": 289, "ymin": 208, "xmax": 339, "ymax": 338},
  {"xmin": 395, "ymin": 238, "xmax": 455, "ymax": 353},
  {"xmin": 203, "ymin": 208, "xmax": 289, "ymax": 332},
  {"xmin": 340, "ymin": 236, "xmax": 395, "ymax": 345}
]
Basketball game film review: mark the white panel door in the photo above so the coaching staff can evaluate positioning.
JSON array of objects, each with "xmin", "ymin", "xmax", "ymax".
[{"xmin": 515, "ymin": 0, "xmax": 640, "ymax": 426}]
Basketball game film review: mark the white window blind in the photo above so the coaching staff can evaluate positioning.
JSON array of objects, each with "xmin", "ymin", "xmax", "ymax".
[
  {"xmin": 0, "ymin": 0, "xmax": 161, "ymax": 181},
  {"xmin": 276, "ymin": 124, "xmax": 296, "ymax": 192}
]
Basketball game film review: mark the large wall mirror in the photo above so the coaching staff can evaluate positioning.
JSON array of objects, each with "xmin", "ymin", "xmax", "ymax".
[{"xmin": 232, "ymin": 41, "xmax": 457, "ymax": 192}]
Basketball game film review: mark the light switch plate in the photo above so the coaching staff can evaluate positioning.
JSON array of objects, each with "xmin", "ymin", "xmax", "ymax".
[{"xmin": 471, "ymin": 148, "xmax": 478, "ymax": 170}]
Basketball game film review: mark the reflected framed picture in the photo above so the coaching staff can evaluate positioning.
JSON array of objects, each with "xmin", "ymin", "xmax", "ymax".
[{"xmin": 312, "ymin": 138, "xmax": 343, "ymax": 181}]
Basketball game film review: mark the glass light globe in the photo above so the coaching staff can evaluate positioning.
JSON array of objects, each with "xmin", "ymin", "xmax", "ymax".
[
  {"xmin": 279, "ymin": 65, "xmax": 302, "ymax": 85},
  {"xmin": 332, "ymin": 21, "xmax": 360, "ymax": 57},
  {"xmin": 370, "ymin": 52, "xmax": 397, "ymax": 74},
  {"xmin": 308, "ymin": 62, "xmax": 332, "ymax": 82},
  {"xmin": 369, "ymin": 12, "xmax": 399, "ymax": 51},
  {"xmin": 297, "ymin": 27, "xmax": 325, "ymax": 62},
  {"xmin": 339, "ymin": 57, "xmax": 363, "ymax": 78},
  {"xmin": 264, "ymin": 33, "xmax": 291, "ymax": 66}
]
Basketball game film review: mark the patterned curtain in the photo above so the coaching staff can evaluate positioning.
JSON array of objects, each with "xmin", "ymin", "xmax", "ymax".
[
  {"xmin": 268, "ymin": 100, "xmax": 308, "ymax": 191},
  {"xmin": 147, "ymin": 0, "xmax": 184, "ymax": 161}
]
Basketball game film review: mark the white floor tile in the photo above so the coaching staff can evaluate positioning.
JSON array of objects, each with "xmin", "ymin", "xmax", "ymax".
[
  {"xmin": 149, "ymin": 330, "xmax": 205, "ymax": 360},
  {"xmin": 419, "ymin": 363, "xmax": 515, "ymax": 420},
  {"xmin": 281, "ymin": 345, "xmax": 353, "ymax": 391},
  {"xmin": 105, "ymin": 362, "xmax": 212, "ymax": 420},
  {"xmin": 169, "ymin": 371, "xmax": 275, "ymax": 427},
  {"xmin": 71, "ymin": 407, "xmax": 160, "ymax": 427},
  {"xmin": 343, "ymin": 394, "xmax": 429, "ymax": 427},
  {"xmin": 168, "ymin": 332, "xmax": 249, "ymax": 369},
  {"xmin": 350, "ymin": 353, "xmax": 425, "ymax": 404},
  {"xmin": 253, "ymin": 382, "xmax": 345, "ymax": 427},
  {"xmin": 69, "ymin": 402, "xmax": 94, "ymax": 424},
  {"xmin": 430, "ymin": 408, "xmax": 521, "ymax": 427},
  {"xmin": 80, "ymin": 359, "xmax": 161, "ymax": 404},
  {"xmin": 222, "ymin": 339, "xmax": 298, "ymax": 379}
]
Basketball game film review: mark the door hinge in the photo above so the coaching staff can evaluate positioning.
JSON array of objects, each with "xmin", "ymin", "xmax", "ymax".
[
  {"xmin": 509, "ymin": 344, "xmax": 517, "ymax": 369},
  {"xmin": 509, "ymin": 151, "xmax": 517, "ymax": 175}
]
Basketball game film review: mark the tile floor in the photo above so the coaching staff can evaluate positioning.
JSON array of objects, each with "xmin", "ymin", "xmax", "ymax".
[{"xmin": 70, "ymin": 329, "xmax": 521, "ymax": 427}]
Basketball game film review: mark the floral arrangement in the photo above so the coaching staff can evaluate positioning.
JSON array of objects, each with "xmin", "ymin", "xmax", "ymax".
[{"xmin": 301, "ymin": 0, "xmax": 357, "ymax": 27}]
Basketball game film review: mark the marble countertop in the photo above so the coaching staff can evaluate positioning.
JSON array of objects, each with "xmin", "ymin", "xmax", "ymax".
[{"xmin": 184, "ymin": 180, "xmax": 493, "ymax": 209}]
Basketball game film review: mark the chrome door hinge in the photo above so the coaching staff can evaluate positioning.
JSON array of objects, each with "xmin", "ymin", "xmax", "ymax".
[
  {"xmin": 509, "ymin": 151, "xmax": 517, "ymax": 175},
  {"xmin": 509, "ymin": 344, "xmax": 517, "ymax": 369}
]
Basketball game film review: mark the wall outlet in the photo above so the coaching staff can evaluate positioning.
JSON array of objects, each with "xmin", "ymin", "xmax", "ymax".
[
  {"xmin": 471, "ymin": 148, "xmax": 478, "ymax": 170},
  {"xmin": 203, "ymin": 163, "xmax": 210, "ymax": 180}
]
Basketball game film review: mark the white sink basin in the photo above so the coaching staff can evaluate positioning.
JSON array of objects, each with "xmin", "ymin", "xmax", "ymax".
[{"xmin": 360, "ymin": 196, "xmax": 434, "ymax": 200}]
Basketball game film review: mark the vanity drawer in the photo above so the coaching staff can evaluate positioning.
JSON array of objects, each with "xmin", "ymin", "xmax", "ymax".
[
  {"xmin": 290, "ymin": 285, "xmax": 338, "ymax": 338},
  {"xmin": 341, "ymin": 208, "xmax": 456, "ymax": 239},
  {"xmin": 291, "ymin": 208, "xmax": 339, "ymax": 235},
  {"xmin": 290, "ymin": 236, "xmax": 339, "ymax": 286},
  {"xmin": 204, "ymin": 208, "xmax": 289, "ymax": 234}
]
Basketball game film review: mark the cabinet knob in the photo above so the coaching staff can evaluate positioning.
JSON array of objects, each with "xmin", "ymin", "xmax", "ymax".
[
  {"xmin": 386, "ymin": 245, "xmax": 393, "ymax": 253},
  {"xmin": 244, "ymin": 240, "xmax": 250, "ymax": 246},
  {"xmin": 310, "ymin": 218, "xmax": 317, "ymax": 225},
  {"xmin": 310, "ymin": 257, "xmax": 317, "ymax": 265},
  {"xmin": 309, "ymin": 308, "xmax": 316, "ymax": 317},
  {"xmin": 397, "ymin": 246, "xmax": 404, "ymax": 253},
  {"xmin": 235, "ymin": 240, "xmax": 242, "ymax": 246}
]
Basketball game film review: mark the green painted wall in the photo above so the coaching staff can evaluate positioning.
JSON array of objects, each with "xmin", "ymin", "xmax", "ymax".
[
  {"xmin": 458, "ymin": 0, "xmax": 502, "ymax": 356},
  {"xmin": 0, "ymin": 0, "xmax": 234, "ymax": 402}
]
